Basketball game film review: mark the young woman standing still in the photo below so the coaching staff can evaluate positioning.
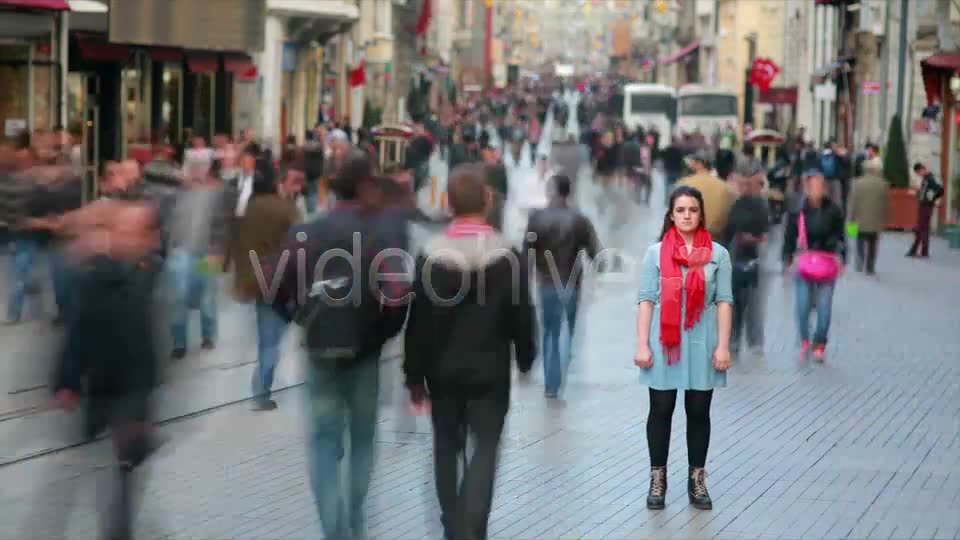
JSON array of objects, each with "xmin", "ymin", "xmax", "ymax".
[{"xmin": 634, "ymin": 185, "xmax": 734, "ymax": 510}]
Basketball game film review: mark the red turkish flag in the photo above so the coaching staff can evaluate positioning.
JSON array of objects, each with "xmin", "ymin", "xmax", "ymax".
[
  {"xmin": 749, "ymin": 57, "xmax": 780, "ymax": 93},
  {"xmin": 416, "ymin": 0, "xmax": 432, "ymax": 35},
  {"xmin": 349, "ymin": 60, "xmax": 366, "ymax": 87}
]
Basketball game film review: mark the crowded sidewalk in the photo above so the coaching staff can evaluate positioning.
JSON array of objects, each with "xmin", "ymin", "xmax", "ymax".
[{"xmin": 2, "ymin": 169, "xmax": 959, "ymax": 540}]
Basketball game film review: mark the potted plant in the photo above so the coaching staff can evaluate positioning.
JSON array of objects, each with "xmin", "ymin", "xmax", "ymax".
[{"xmin": 882, "ymin": 114, "xmax": 918, "ymax": 230}]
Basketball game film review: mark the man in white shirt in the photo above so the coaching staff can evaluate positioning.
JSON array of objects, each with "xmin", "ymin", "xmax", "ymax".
[
  {"xmin": 183, "ymin": 136, "xmax": 214, "ymax": 179},
  {"xmin": 234, "ymin": 145, "xmax": 259, "ymax": 217}
]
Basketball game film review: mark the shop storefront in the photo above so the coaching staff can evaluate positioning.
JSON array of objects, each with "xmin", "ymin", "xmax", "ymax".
[
  {"xmin": 66, "ymin": 33, "xmax": 255, "ymax": 167},
  {"xmin": 757, "ymin": 87, "xmax": 798, "ymax": 133},
  {"xmin": 920, "ymin": 52, "xmax": 960, "ymax": 226},
  {"xmin": 0, "ymin": 0, "xmax": 69, "ymax": 139},
  {"xmin": 247, "ymin": 1, "xmax": 357, "ymax": 150},
  {"xmin": 59, "ymin": 0, "xmax": 263, "ymax": 173}
]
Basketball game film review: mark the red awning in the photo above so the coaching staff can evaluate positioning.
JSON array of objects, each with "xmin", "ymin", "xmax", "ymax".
[
  {"xmin": 0, "ymin": 0, "xmax": 69, "ymax": 10},
  {"xmin": 222, "ymin": 53, "xmax": 253, "ymax": 73},
  {"xmin": 920, "ymin": 52, "xmax": 960, "ymax": 105},
  {"xmin": 186, "ymin": 52, "xmax": 218, "ymax": 73},
  {"xmin": 76, "ymin": 35, "xmax": 130, "ymax": 62},
  {"xmin": 658, "ymin": 41, "xmax": 700, "ymax": 66},
  {"xmin": 759, "ymin": 87, "xmax": 798, "ymax": 105},
  {"xmin": 149, "ymin": 47, "xmax": 183, "ymax": 62}
]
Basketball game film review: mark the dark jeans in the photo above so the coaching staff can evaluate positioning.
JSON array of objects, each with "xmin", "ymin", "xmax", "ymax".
[
  {"xmin": 908, "ymin": 203, "xmax": 934, "ymax": 256},
  {"xmin": 856, "ymin": 232, "xmax": 879, "ymax": 273},
  {"xmin": 731, "ymin": 264, "xmax": 761, "ymax": 350},
  {"xmin": 431, "ymin": 394, "xmax": 508, "ymax": 540},
  {"xmin": 647, "ymin": 388, "xmax": 713, "ymax": 468},
  {"xmin": 87, "ymin": 395, "xmax": 154, "ymax": 540}
]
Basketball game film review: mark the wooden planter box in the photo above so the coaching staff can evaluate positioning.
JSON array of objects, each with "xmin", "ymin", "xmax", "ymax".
[{"xmin": 886, "ymin": 187, "xmax": 917, "ymax": 230}]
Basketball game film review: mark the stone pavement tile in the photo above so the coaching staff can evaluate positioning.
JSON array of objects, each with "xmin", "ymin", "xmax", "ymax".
[{"xmin": 911, "ymin": 526, "xmax": 941, "ymax": 540}]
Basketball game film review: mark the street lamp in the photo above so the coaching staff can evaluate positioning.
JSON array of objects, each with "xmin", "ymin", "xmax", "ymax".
[{"xmin": 743, "ymin": 32, "xmax": 758, "ymax": 128}]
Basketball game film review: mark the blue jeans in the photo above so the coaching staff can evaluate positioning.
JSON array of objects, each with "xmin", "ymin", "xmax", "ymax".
[
  {"xmin": 304, "ymin": 180, "xmax": 319, "ymax": 215},
  {"xmin": 48, "ymin": 249, "xmax": 72, "ymax": 319},
  {"xmin": 305, "ymin": 357, "xmax": 380, "ymax": 539},
  {"xmin": 168, "ymin": 250, "xmax": 218, "ymax": 350},
  {"xmin": 6, "ymin": 238, "xmax": 70, "ymax": 322},
  {"xmin": 794, "ymin": 277, "xmax": 835, "ymax": 345},
  {"xmin": 251, "ymin": 300, "xmax": 287, "ymax": 400},
  {"xmin": 540, "ymin": 285, "xmax": 579, "ymax": 395}
]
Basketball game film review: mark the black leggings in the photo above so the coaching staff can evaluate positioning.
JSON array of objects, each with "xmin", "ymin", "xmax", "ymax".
[{"xmin": 647, "ymin": 388, "xmax": 713, "ymax": 468}]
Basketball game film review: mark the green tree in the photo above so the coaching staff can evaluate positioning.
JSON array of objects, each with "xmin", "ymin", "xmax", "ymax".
[
  {"xmin": 883, "ymin": 114, "xmax": 910, "ymax": 188},
  {"xmin": 363, "ymin": 99, "xmax": 382, "ymax": 129}
]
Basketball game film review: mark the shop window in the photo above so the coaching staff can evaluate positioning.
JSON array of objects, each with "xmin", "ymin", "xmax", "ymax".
[
  {"xmin": 193, "ymin": 72, "xmax": 215, "ymax": 142},
  {"xmin": 0, "ymin": 42, "xmax": 57, "ymax": 139},
  {"xmin": 122, "ymin": 53, "xmax": 152, "ymax": 149},
  {"xmin": 66, "ymin": 74, "xmax": 85, "ymax": 138},
  {"xmin": 162, "ymin": 66, "xmax": 183, "ymax": 144},
  {"xmin": 0, "ymin": 63, "xmax": 29, "ymax": 140}
]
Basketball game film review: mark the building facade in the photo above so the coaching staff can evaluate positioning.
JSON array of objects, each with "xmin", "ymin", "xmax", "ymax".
[
  {"xmin": 239, "ymin": 0, "xmax": 358, "ymax": 149},
  {"xmin": 0, "ymin": 0, "xmax": 69, "ymax": 139}
]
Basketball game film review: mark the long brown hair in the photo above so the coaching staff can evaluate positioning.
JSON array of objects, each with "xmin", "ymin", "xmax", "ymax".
[{"xmin": 659, "ymin": 185, "xmax": 707, "ymax": 240}]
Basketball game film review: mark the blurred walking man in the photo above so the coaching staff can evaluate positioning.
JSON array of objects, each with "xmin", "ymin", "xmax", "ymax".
[
  {"xmin": 270, "ymin": 149, "xmax": 409, "ymax": 539},
  {"xmin": 404, "ymin": 164, "xmax": 536, "ymax": 540},
  {"xmin": 524, "ymin": 174, "xmax": 599, "ymax": 397}
]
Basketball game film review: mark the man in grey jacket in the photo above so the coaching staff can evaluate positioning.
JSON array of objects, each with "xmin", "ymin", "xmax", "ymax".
[{"xmin": 166, "ymin": 162, "xmax": 232, "ymax": 359}]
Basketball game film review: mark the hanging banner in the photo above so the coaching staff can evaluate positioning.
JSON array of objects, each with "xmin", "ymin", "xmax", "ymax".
[{"xmin": 611, "ymin": 18, "xmax": 631, "ymax": 57}]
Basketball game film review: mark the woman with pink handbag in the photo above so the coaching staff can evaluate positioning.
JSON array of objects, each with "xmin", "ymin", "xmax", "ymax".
[{"xmin": 781, "ymin": 169, "xmax": 846, "ymax": 361}]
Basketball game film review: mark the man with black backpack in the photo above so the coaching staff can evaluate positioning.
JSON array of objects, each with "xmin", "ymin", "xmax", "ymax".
[{"xmin": 268, "ymin": 148, "xmax": 411, "ymax": 540}]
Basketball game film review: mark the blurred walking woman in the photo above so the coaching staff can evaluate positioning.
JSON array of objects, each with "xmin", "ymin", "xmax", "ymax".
[
  {"xmin": 634, "ymin": 185, "xmax": 734, "ymax": 511},
  {"xmin": 781, "ymin": 169, "xmax": 845, "ymax": 362}
]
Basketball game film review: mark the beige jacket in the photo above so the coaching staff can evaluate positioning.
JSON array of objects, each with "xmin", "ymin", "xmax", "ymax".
[
  {"xmin": 847, "ymin": 157, "xmax": 889, "ymax": 233},
  {"xmin": 679, "ymin": 171, "xmax": 735, "ymax": 237}
]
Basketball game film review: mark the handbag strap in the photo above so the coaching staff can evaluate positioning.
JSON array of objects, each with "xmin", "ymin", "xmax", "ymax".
[{"xmin": 797, "ymin": 210, "xmax": 808, "ymax": 251}]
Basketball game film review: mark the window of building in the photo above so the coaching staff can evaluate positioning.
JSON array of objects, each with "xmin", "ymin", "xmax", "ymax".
[
  {"xmin": 161, "ymin": 66, "xmax": 183, "ymax": 144},
  {"xmin": 122, "ymin": 53, "xmax": 152, "ymax": 149},
  {"xmin": 193, "ymin": 72, "xmax": 215, "ymax": 142}
]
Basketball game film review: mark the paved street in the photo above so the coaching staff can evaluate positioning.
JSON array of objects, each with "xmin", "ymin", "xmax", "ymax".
[{"xmin": 2, "ymin": 165, "xmax": 960, "ymax": 539}]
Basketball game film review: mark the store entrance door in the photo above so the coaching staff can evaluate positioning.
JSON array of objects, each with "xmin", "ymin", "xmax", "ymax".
[{"xmin": 67, "ymin": 72, "xmax": 100, "ymax": 203}]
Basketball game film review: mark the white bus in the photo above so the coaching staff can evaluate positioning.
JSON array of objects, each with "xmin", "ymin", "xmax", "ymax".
[
  {"xmin": 676, "ymin": 85, "xmax": 738, "ymax": 138},
  {"xmin": 622, "ymin": 83, "xmax": 676, "ymax": 149}
]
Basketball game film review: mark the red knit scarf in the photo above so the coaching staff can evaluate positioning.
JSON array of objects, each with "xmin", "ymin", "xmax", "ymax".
[{"xmin": 659, "ymin": 226, "xmax": 713, "ymax": 364}]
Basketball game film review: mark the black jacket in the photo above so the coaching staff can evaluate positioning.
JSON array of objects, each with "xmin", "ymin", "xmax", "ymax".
[
  {"xmin": 782, "ymin": 198, "xmax": 847, "ymax": 266},
  {"xmin": 524, "ymin": 203, "xmax": 600, "ymax": 289},
  {"xmin": 403, "ymin": 231, "xmax": 535, "ymax": 398},
  {"xmin": 723, "ymin": 195, "xmax": 770, "ymax": 264},
  {"xmin": 485, "ymin": 162, "xmax": 509, "ymax": 198},
  {"xmin": 270, "ymin": 205, "xmax": 410, "ymax": 361},
  {"xmin": 918, "ymin": 173, "xmax": 944, "ymax": 206},
  {"xmin": 302, "ymin": 142, "xmax": 325, "ymax": 181}
]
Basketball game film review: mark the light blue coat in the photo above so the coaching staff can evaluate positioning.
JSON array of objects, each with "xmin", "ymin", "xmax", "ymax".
[{"xmin": 637, "ymin": 241, "xmax": 734, "ymax": 391}]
